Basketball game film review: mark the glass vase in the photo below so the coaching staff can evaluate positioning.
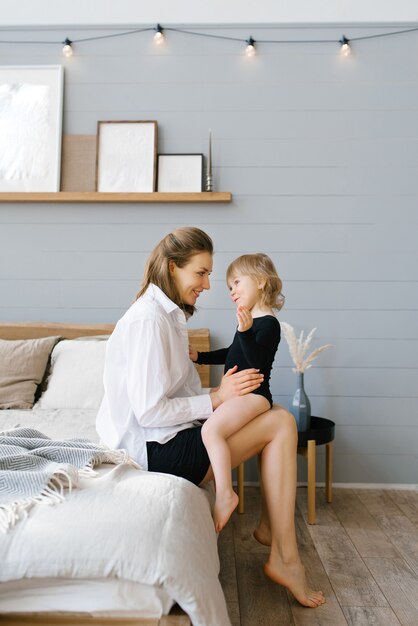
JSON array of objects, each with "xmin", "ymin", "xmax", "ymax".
[{"xmin": 291, "ymin": 372, "xmax": 311, "ymax": 431}]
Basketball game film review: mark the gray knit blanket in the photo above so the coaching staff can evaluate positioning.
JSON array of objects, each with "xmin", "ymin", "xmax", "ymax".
[{"xmin": 0, "ymin": 427, "xmax": 137, "ymax": 532}]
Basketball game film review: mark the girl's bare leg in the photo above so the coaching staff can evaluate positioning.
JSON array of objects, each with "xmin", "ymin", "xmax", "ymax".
[
  {"xmin": 202, "ymin": 395, "xmax": 269, "ymax": 532},
  {"xmin": 200, "ymin": 405, "xmax": 325, "ymax": 608}
]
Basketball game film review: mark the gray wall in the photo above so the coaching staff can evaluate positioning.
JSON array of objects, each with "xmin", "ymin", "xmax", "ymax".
[{"xmin": 1, "ymin": 26, "xmax": 417, "ymax": 484}]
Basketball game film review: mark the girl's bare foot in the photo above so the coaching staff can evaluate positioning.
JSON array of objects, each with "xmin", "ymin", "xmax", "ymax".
[
  {"xmin": 214, "ymin": 491, "xmax": 239, "ymax": 532},
  {"xmin": 253, "ymin": 524, "xmax": 272, "ymax": 546},
  {"xmin": 264, "ymin": 556, "xmax": 325, "ymax": 608}
]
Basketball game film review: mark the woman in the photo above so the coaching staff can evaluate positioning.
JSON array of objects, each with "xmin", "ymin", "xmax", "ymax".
[{"xmin": 96, "ymin": 227, "xmax": 325, "ymax": 608}]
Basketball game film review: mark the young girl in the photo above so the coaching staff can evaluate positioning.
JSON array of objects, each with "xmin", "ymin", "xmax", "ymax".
[{"xmin": 190, "ymin": 253, "xmax": 284, "ymax": 532}]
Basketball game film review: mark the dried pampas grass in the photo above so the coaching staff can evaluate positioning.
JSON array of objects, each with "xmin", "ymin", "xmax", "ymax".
[{"xmin": 281, "ymin": 322, "xmax": 332, "ymax": 373}]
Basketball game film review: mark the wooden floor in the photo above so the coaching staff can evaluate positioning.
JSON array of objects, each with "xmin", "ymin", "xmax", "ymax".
[{"xmin": 217, "ymin": 486, "xmax": 418, "ymax": 626}]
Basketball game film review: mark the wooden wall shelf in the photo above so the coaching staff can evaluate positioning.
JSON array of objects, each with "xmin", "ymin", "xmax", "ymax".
[{"xmin": 0, "ymin": 192, "xmax": 232, "ymax": 204}]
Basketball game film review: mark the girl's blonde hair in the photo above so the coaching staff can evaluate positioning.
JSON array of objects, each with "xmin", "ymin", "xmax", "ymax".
[
  {"xmin": 136, "ymin": 227, "xmax": 213, "ymax": 317},
  {"xmin": 226, "ymin": 253, "xmax": 285, "ymax": 310}
]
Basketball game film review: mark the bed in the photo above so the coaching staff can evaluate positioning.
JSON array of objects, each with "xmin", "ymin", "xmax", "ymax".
[{"xmin": 0, "ymin": 322, "xmax": 231, "ymax": 626}]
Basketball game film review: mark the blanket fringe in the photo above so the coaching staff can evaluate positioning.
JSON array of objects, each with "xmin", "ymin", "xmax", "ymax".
[
  {"xmin": 0, "ymin": 466, "xmax": 79, "ymax": 533},
  {"xmin": 96, "ymin": 447, "xmax": 141, "ymax": 469},
  {"xmin": 0, "ymin": 453, "xmax": 139, "ymax": 533}
]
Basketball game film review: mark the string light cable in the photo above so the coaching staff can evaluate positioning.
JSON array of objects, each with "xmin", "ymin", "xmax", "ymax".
[{"xmin": 0, "ymin": 23, "xmax": 417, "ymax": 57}]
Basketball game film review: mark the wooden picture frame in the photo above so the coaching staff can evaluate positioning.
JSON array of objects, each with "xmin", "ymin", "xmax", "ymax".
[
  {"xmin": 96, "ymin": 121, "xmax": 157, "ymax": 192},
  {"xmin": 157, "ymin": 154, "xmax": 203, "ymax": 192},
  {"xmin": 0, "ymin": 65, "xmax": 64, "ymax": 192}
]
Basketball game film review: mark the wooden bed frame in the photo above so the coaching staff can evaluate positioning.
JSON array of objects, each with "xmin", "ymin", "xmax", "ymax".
[
  {"xmin": 0, "ymin": 321, "xmax": 210, "ymax": 387},
  {"xmin": 0, "ymin": 322, "xmax": 212, "ymax": 626}
]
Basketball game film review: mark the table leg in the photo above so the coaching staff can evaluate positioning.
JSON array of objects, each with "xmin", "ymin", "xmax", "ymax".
[
  {"xmin": 237, "ymin": 462, "xmax": 245, "ymax": 514},
  {"xmin": 326, "ymin": 441, "xmax": 333, "ymax": 503},
  {"xmin": 307, "ymin": 439, "xmax": 316, "ymax": 524}
]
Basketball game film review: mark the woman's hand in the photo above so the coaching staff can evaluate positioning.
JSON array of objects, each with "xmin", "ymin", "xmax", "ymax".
[
  {"xmin": 189, "ymin": 347, "xmax": 198, "ymax": 362},
  {"xmin": 237, "ymin": 305, "xmax": 253, "ymax": 332},
  {"xmin": 210, "ymin": 365, "xmax": 263, "ymax": 409}
]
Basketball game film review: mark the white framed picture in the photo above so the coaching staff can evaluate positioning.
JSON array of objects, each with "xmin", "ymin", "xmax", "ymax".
[
  {"xmin": 157, "ymin": 154, "xmax": 203, "ymax": 192},
  {"xmin": 96, "ymin": 121, "xmax": 157, "ymax": 192},
  {"xmin": 0, "ymin": 65, "xmax": 64, "ymax": 192}
]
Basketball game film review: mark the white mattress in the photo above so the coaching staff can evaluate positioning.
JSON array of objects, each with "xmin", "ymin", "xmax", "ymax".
[{"xmin": 0, "ymin": 577, "xmax": 173, "ymax": 616}]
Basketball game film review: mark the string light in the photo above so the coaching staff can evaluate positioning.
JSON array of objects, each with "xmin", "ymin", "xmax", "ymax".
[
  {"xmin": 339, "ymin": 35, "xmax": 351, "ymax": 56},
  {"xmin": 62, "ymin": 38, "xmax": 73, "ymax": 57},
  {"xmin": 153, "ymin": 24, "xmax": 164, "ymax": 45},
  {"xmin": 245, "ymin": 37, "xmax": 255, "ymax": 57},
  {"xmin": 0, "ymin": 24, "xmax": 417, "ymax": 58},
  {"xmin": 245, "ymin": 36, "xmax": 256, "ymax": 57}
]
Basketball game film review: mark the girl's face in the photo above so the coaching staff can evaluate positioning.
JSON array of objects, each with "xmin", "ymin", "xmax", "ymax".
[
  {"xmin": 170, "ymin": 252, "xmax": 213, "ymax": 307},
  {"xmin": 228, "ymin": 273, "xmax": 263, "ymax": 311}
]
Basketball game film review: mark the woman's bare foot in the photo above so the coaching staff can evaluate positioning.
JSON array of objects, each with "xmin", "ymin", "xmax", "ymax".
[
  {"xmin": 264, "ymin": 556, "xmax": 325, "ymax": 608},
  {"xmin": 253, "ymin": 524, "xmax": 272, "ymax": 546},
  {"xmin": 214, "ymin": 491, "xmax": 239, "ymax": 532}
]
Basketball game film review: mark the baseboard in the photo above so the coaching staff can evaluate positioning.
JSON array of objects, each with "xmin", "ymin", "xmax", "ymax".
[
  {"xmin": 313, "ymin": 482, "xmax": 418, "ymax": 490},
  {"xmin": 234, "ymin": 480, "xmax": 418, "ymax": 490}
]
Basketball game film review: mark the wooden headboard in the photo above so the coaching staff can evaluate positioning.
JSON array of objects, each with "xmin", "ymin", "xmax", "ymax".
[{"xmin": 0, "ymin": 322, "xmax": 210, "ymax": 387}]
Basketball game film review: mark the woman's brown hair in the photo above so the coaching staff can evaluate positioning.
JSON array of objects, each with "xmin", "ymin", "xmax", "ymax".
[{"xmin": 136, "ymin": 227, "xmax": 213, "ymax": 316}]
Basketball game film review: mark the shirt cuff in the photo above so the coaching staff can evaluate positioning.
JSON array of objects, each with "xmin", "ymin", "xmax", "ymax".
[{"xmin": 190, "ymin": 392, "xmax": 213, "ymax": 419}]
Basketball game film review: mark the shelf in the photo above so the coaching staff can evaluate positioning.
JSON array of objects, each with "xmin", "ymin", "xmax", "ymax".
[{"xmin": 0, "ymin": 192, "xmax": 232, "ymax": 204}]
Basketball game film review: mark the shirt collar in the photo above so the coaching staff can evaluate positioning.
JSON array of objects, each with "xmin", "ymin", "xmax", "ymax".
[{"xmin": 147, "ymin": 283, "xmax": 181, "ymax": 315}]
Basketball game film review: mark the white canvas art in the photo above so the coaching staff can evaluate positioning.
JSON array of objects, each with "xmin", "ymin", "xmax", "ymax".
[
  {"xmin": 0, "ymin": 66, "xmax": 64, "ymax": 192},
  {"xmin": 97, "ymin": 121, "xmax": 157, "ymax": 192}
]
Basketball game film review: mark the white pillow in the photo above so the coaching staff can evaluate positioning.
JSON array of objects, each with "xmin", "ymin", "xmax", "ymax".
[{"xmin": 37, "ymin": 340, "xmax": 107, "ymax": 409}]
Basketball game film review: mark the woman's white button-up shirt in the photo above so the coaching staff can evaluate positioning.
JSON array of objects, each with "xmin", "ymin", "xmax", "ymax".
[{"xmin": 96, "ymin": 284, "xmax": 212, "ymax": 469}]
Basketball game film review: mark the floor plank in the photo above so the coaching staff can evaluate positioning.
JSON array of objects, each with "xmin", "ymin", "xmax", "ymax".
[
  {"xmin": 387, "ymin": 490, "xmax": 418, "ymax": 529},
  {"xmin": 308, "ymin": 524, "xmax": 388, "ymax": 608},
  {"xmin": 355, "ymin": 490, "xmax": 418, "ymax": 576},
  {"xmin": 342, "ymin": 606, "xmax": 401, "ymax": 625},
  {"xmin": 331, "ymin": 489, "xmax": 400, "ymax": 558},
  {"xmin": 364, "ymin": 557, "xmax": 418, "ymax": 626},
  {"xmin": 235, "ymin": 550, "xmax": 294, "ymax": 625},
  {"xmin": 218, "ymin": 520, "xmax": 241, "ymax": 626}
]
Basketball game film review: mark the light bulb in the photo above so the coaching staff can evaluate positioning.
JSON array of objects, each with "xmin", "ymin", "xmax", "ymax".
[
  {"xmin": 339, "ymin": 36, "xmax": 351, "ymax": 57},
  {"xmin": 245, "ymin": 37, "xmax": 256, "ymax": 57},
  {"xmin": 62, "ymin": 38, "xmax": 73, "ymax": 57},
  {"xmin": 154, "ymin": 24, "xmax": 164, "ymax": 45}
]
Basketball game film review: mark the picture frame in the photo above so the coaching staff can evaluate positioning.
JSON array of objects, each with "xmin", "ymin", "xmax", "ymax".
[
  {"xmin": 96, "ymin": 121, "xmax": 157, "ymax": 192},
  {"xmin": 0, "ymin": 65, "xmax": 64, "ymax": 192},
  {"xmin": 157, "ymin": 154, "xmax": 204, "ymax": 192}
]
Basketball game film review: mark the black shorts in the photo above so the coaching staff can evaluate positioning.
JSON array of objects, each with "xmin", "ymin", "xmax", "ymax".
[{"xmin": 146, "ymin": 426, "xmax": 210, "ymax": 486}]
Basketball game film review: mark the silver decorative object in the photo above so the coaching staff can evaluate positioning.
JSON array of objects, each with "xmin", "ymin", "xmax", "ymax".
[{"xmin": 205, "ymin": 129, "xmax": 213, "ymax": 191}]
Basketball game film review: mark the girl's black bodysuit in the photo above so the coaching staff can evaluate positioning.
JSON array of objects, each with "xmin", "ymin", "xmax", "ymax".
[{"xmin": 196, "ymin": 315, "xmax": 281, "ymax": 407}]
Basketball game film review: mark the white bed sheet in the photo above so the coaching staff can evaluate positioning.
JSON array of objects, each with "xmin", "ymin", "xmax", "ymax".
[
  {"xmin": 0, "ymin": 407, "xmax": 100, "ymax": 441},
  {"xmin": 0, "ymin": 409, "xmax": 230, "ymax": 626}
]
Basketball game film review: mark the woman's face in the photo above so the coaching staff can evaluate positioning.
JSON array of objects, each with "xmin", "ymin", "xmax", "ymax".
[{"xmin": 170, "ymin": 252, "xmax": 213, "ymax": 307}]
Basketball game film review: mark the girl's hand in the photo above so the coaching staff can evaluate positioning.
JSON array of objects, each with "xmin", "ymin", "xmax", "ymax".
[
  {"xmin": 210, "ymin": 365, "xmax": 263, "ymax": 408},
  {"xmin": 189, "ymin": 347, "xmax": 198, "ymax": 362},
  {"xmin": 237, "ymin": 305, "xmax": 253, "ymax": 332}
]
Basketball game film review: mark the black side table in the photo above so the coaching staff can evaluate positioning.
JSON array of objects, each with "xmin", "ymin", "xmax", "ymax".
[{"xmin": 297, "ymin": 416, "xmax": 335, "ymax": 524}]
